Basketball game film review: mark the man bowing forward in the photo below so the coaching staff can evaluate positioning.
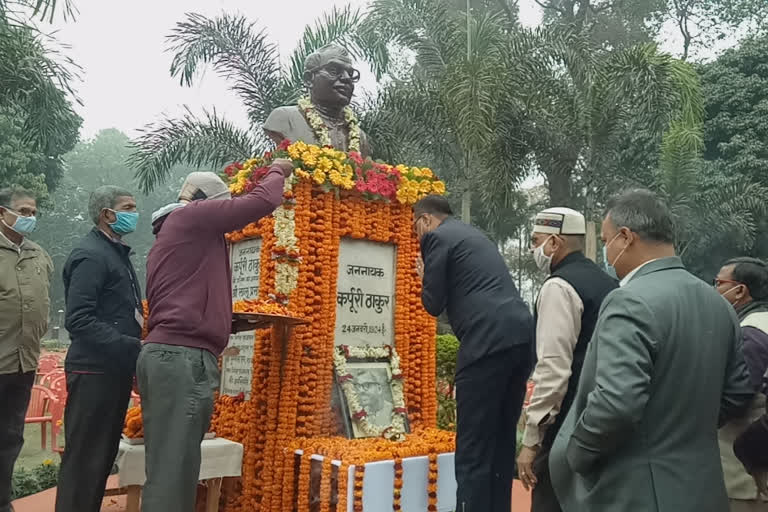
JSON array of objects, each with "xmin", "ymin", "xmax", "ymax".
[{"xmin": 414, "ymin": 195, "xmax": 533, "ymax": 512}]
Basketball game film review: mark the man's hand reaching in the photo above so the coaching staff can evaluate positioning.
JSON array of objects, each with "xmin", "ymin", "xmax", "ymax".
[{"xmin": 273, "ymin": 158, "xmax": 294, "ymax": 177}]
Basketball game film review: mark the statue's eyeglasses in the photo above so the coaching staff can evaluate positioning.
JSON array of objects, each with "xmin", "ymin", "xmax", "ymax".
[{"xmin": 310, "ymin": 63, "xmax": 361, "ymax": 83}]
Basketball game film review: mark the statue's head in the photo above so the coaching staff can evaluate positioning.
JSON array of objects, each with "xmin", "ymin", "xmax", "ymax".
[{"xmin": 303, "ymin": 44, "xmax": 360, "ymax": 108}]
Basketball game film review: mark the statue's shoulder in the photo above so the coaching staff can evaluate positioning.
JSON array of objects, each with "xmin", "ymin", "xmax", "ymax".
[{"xmin": 264, "ymin": 105, "xmax": 304, "ymax": 134}]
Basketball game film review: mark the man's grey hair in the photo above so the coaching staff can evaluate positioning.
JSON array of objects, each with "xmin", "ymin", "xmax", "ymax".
[
  {"xmin": 561, "ymin": 234, "xmax": 586, "ymax": 252},
  {"xmin": 0, "ymin": 186, "xmax": 35, "ymax": 207},
  {"xmin": 88, "ymin": 186, "xmax": 133, "ymax": 225},
  {"xmin": 604, "ymin": 189, "xmax": 675, "ymax": 244}
]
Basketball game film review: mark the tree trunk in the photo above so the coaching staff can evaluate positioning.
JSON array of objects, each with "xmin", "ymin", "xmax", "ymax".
[
  {"xmin": 546, "ymin": 171, "xmax": 574, "ymax": 206},
  {"xmin": 461, "ymin": 188, "xmax": 471, "ymax": 224}
]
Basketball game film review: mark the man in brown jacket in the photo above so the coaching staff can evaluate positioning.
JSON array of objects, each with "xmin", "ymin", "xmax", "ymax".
[{"xmin": 0, "ymin": 187, "xmax": 53, "ymax": 512}]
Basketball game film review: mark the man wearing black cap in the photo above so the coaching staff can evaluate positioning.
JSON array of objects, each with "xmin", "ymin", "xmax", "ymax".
[{"xmin": 138, "ymin": 161, "xmax": 292, "ymax": 512}]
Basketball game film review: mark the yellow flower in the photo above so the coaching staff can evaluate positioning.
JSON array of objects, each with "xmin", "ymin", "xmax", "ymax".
[
  {"xmin": 396, "ymin": 188, "xmax": 408, "ymax": 204},
  {"xmin": 411, "ymin": 167, "xmax": 423, "ymax": 178},
  {"xmin": 295, "ymin": 169, "xmax": 310, "ymax": 180},
  {"xmin": 329, "ymin": 170, "xmax": 343, "ymax": 185},
  {"xmin": 291, "ymin": 141, "xmax": 308, "ymax": 154},
  {"xmin": 341, "ymin": 177, "xmax": 355, "ymax": 190},
  {"xmin": 43, "ymin": 459, "xmax": 53, "ymax": 466},
  {"xmin": 420, "ymin": 180, "xmax": 433, "ymax": 194},
  {"xmin": 302, "ymin": 152, "xmax": 317, "ymax": 168},
  {"xmin": 421, "ymin": 167, "xmax": 434, "ymax": 178},
  {"xmin": 432, "ymin": 181, "xmax": 446, "ymax": 195},
  {"xmin": 317, "ymin": 157, "xmax": 333, "ymax": 172},
  {"xmin": 312, "ymin": 169, "xmax": 327, "ymax": 185},
  {"xmin": 288, "ymin": 145, "xmax": 302, "ymax": 160},
  {"xmin": 243, "ymin": 158, "xmax": 260, "ymax": 169}
]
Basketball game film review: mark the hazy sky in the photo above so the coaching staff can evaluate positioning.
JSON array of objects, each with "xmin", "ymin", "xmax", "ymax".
[{"xmin": 47, "ymin": 0, "xmax": 543, "ymax": 139}]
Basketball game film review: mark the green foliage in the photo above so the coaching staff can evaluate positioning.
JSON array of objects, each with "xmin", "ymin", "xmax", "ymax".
[
  {"xmin": 132, "ymin": 6, "xmax": 388, "ymax": 192},
  {"xmin": 33, "ymin": 128, "xmax": 191, "ymax": 312},
  {"xmin": 0, "ymin": 13, "xmax": 81, "ymax": 198},
  {"xmin": 698, "ymin": 34, "xmax": 768, "ymax": 188},
  {"xmin": 436, "ymin": 334, "xmax": 459, "ymax": 387},
  {"xmin": 435, "ymin": 334, "xmax": 459, "ymax": 431},
  {"xmin": 11, "ymin": 460, "xmax": 59, "ymax": 500}
]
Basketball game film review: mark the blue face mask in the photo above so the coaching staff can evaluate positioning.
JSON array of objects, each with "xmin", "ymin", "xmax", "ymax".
[
  {"xmin": 109, "ymin": 210, "xmax": 139, "ymax": 235},
  {"xmin": 2, "ymin": 207, "xmax": 37, "ymax": 235},
  {"xmin": 603, "ymin": 246, "xmax": 617, "ymax": 278}
]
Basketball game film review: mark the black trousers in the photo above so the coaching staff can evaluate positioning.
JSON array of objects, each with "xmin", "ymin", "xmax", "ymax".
[
  {"xmin": 454, "ymin": 345, "xmax": 531, "ymax": 512},
  {"xmin": 55, "ymin": 372, "xmax": 133, "ymax": 512},
  {"xmin": 531, "ymin": 445, "xmax": 562, "ymax": 512},
  {"xmin": 0, "ymin": 371, "xmax": 34, "ymax": 512}
]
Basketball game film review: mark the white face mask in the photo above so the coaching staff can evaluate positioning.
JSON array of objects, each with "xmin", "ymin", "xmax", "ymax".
[{"xmin": 533, "ymin": 236, "xmax": 555, "ymax": 273}]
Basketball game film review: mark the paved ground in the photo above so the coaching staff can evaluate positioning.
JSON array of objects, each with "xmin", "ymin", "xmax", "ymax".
[{"xmin": 12, "ymin": 478, "xmax": 532, "ymax": 511}]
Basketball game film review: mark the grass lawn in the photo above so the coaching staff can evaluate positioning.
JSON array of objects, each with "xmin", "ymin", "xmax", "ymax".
[{"xmin": 16, "ymin": 424, "xmax": 59, "ymax": 470}]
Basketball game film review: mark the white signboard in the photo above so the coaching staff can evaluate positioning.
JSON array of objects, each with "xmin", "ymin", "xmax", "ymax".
[
  {"xmin": 334, "ymin": 239, "xmax": 396, "ymax": 347},
  {"xmin": 221, "ymin": 238, "xmax": 262, "ymax": 399}
]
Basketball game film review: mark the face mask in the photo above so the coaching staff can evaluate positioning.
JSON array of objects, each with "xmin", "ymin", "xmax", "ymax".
[
  {"xmin": 109, "ymin": 210, "xmax": 139, "ymax": 235},
  {"xmin": 2, "ymin": 207, "xmax": 37, "ymax": 235},
  {"xmin": 533, "ymin": 236, "xmax": 554, "ymax": 273},
  {"xmin": 602, "ymin": 246, "xmax": 617, "ymax": 277},
  {"xmin": 720, "ymin": 285, "xmax": 742, "ymax": 306},
  {"xmin": 604, "ymin": 232, "xmax": 627, "ymax": 271}
]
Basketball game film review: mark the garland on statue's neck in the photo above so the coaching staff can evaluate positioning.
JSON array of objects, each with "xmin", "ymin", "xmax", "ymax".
[{"xmin": 298, "ymin": 96, "xmax": 361, "ymax": 153}]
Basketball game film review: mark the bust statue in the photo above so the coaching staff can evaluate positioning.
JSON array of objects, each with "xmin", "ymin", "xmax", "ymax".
[{"xmin": 263, "ymin": 44, "xmax": 370, "ymax": 157}]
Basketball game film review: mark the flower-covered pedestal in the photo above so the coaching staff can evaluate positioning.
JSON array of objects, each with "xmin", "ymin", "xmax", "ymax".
[{"xmin": 210, "ymin": 142, "xmax": 453, "ymax": 511}]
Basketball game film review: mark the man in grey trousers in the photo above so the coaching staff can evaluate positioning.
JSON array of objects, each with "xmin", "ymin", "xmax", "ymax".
[{"xmin": 138, "ymin": 160, "xmax": 291, "ymax": 511}]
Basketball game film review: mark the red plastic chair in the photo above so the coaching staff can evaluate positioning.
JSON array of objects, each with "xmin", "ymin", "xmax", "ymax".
[
  {"xmin": 49, "ymin": 374, "xmax": 68, "ymax": 402},
  {"xmin": 50, "ymin": 398, "xmax": 65, "ymax": 454},
  {"xmin": 40, "ymin": 368, "xmax": 65, "ymax": 388},
  {"xmin": 36, "ymin": 356, "xmax": 62, "ymax": 382},
  {"xmin": 25, "ymin": 385, "xmax": 57, "ymax": 450}
]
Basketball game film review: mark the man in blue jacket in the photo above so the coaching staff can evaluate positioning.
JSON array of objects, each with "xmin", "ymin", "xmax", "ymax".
[
  {"xmin": 414, "ymin": 195, "xmax": 533, "ymax": 512},
  {"xmin": 56, "ymin": 186, "xmax": 142, "ymax": 512}
]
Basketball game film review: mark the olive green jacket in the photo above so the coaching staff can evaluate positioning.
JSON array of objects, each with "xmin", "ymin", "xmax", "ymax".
[
  {"xmin": 550, "ymin": 257, "xmax": 754, "ymax": 512},
  {"xmin": 0, "ymin": 232, "xmax": 53, "ymax": 374}
]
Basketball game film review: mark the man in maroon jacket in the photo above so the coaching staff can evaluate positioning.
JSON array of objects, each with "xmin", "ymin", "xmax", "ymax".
[{"xmin": 137, "ymin": 160, "xmax": 291, "ymax": 512}]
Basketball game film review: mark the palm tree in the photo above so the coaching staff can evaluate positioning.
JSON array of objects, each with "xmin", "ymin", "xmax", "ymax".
[
  {"xmin": 130, "ymin": 6, "xmax": 389, "ymax": 193},
  {"xmin": 500, "ymin": 30, "xmax": 704, "ymax": 211},
  {"xmin": 362, "ymin": 0, "xmax": 704, "ymax": 227},
  {"xmin": 362, "ymin": 0, "xmax": 520, "ymax": 224},
  {"xmin": 654, "ymin": 122, "xmax": 768, "ymax": 272},
  {"xmin": 0, "ymin": 0, "xmax": 81, "ymax": 194}
]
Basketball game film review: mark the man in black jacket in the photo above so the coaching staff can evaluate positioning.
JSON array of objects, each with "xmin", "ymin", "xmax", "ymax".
[
  {"xmin": 517, "ymin": 207, "xmax": 617, "ymax": 512},
  {"xmin": 414, "ymin": 195, "xmax": 533, "ymax": 512},
  {"xmin": 56, "ymin": 186, "xmax": 142, "ymax": 512}
]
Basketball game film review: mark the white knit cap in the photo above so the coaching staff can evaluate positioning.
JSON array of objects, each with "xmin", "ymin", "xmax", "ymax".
[
  {"xmin": 178, "ymin": 172, "xmax": 231, "ymax": 202},
  {"xmin": 533, "ymin": 207, "xmax": 586, "ymax": 235}
]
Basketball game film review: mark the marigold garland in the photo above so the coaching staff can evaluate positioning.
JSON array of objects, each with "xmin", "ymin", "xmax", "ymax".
[
  {"xmin": 202, "ymin": 139, "xmax": 445, "ymax": 510},
  {"xmin": 123, "ymin": 406, "xmax": 143, "ymax": 438},
  {"xmin": 393, "ymin": 457, "xmax": 403, "ymax": 512},
  {"xmin": 427, "ymin": 452, "xmax": 438, "ymax": 512},
  {"xmin": 353, "ymin": 464, "xmax": 365, "ymax": 512}
]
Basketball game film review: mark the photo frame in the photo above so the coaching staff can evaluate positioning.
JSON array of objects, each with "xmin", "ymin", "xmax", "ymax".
[{"xmin": 333, "ymin": 345, "xmax": 410, "ymax": 440}]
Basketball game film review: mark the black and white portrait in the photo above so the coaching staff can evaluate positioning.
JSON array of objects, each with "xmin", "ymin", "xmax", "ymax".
[{"xmin": 349, "ymin": 363, "xmax": 394, "ymax": 434}]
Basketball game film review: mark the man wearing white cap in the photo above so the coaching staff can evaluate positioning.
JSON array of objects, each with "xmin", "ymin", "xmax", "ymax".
[
  {"xmin": 137, "ymin": 160, "xmax": 292, "ymax": 512},
  {"xmin": 517, "ymin": 207, "xmax": 617, "ymax": 512}
]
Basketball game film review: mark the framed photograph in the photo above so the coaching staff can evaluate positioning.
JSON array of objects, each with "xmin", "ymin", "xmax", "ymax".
[{"xmin": 333, "ymin": 345, "xmax": 409, "ymax": 440}]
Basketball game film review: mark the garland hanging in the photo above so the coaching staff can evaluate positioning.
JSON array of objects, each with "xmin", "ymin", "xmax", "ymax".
[
  {"xmin": 333, "ymin": 345, "xmax": 407, "ymax": 440},
  {"xmin": 298, "ymin": 96, "xmax": 361, "ymax": 153}
]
